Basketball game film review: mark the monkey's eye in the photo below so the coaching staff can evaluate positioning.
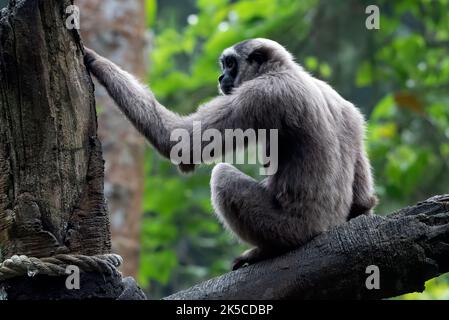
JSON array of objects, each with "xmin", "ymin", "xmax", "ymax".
[{"xmin": 225, "ymin": 57, "xmax": 235, "ymax": 69}]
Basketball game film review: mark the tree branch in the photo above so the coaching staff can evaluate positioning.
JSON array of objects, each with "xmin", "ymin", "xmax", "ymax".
[{"xmin": 165, "ymin": 195, "xmax": 449, "ymax": 300}]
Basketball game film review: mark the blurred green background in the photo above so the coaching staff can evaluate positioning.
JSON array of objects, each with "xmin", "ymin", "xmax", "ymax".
[{"xmin": 113, "ymin": 0, "xmax": 449, "ymax": 299}]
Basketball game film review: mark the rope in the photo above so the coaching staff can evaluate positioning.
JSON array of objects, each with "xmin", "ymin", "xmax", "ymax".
[{"xmin": 0, "ymin": 254, "xmax": 123, "ymax": 281}]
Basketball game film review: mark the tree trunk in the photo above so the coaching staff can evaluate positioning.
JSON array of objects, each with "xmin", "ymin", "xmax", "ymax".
[
  {"xmin": 0, "ymin": 0, "xmax": 146, "ymax": 300},
  {"xmin": 76, "ymin": 0, "xmax": 147, "ymax": 278},
  {"xmin": 0, "ymin": 0, "xmax": 110, "ymax": 259},
  {"xmin": 165, "ymin": 195, "xmax": 449, "ymax": 300}
]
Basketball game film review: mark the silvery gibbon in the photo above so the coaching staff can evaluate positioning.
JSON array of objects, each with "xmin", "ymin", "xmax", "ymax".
[{"xmin": 84, "ymin": 38, "xmax": 377, "ymax": 270}]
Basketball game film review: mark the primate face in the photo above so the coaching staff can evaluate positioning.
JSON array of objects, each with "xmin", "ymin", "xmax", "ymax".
[
  {"xmin": 218, "ymin": 53, "xmax": 239, "ymax": 95},
  {"xmin": 218, "ymin": 39, "xmax": 273, "ymax": 95}
]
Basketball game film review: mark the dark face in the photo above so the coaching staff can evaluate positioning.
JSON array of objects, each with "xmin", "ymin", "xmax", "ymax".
[
  {"xmin": 219, "ymin": 54, "xmax": 238, "ymax": 95},
  {"xmin": 218, "ymin": 39, "xmax": 273, "ymax": 95}
]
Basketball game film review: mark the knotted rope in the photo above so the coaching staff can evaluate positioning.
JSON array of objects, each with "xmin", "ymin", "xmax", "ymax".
[{"xmin": 0, "ymin": 254, "xmax": 122, "ymax": 281}]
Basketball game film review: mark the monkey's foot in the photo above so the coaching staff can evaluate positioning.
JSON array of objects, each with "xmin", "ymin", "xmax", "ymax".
[
  {"xmin": 232, "ymin": 255, "xmax": 251, "ymax": 271},
  {"xmin": 231, "ymin": 247, "xmax": 271, "ymax": 271}
]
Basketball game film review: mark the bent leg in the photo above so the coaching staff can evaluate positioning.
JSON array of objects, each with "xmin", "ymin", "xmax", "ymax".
[{"xmin": 210, "ymin": 163, "xmax": 301, "ymax": 249}]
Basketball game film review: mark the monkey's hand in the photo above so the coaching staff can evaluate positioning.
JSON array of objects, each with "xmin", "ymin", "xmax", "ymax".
[{"xmin": 83, "ymin": 47, "xmax": 101, "ymax": 69}]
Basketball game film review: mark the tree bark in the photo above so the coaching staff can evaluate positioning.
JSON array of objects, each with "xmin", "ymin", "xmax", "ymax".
[
  {"xmin": 0, "ymin": 0, "xmax": 147, "ymax": 300},
  {"xmin": 165, "ymin": 195, "xmax": 449, "ymax": 300},
  {"xmin": 76, "ymin": 0, "xmax": 147, "ymax": 278},
  {"xmin": 0, "ymin": 0, "xmax": 110, "ymax": 260}
]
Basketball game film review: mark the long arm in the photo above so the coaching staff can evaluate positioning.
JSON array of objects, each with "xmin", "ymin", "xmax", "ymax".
[
  {"xmin": 84, "ymin": 47, "xmax": 191, "ymax": 158},
  {"xmin": 84, "ymin": 48, "xmax": 279, "ymax": 170}
]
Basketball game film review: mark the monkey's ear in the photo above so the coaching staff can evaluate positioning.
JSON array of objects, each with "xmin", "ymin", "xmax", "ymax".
[{"xmin": 247, "ymin": 47, "xmax": 270, "ymax": 65}]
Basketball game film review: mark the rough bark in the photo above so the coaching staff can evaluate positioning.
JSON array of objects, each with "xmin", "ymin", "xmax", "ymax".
[
  {"xmin": 0, "ymin": 0, "xmax": 147, "ymax": 300},
  {"xmin": 0, "ymin": 0, "xmax": 110, "ymax": 260},
  {"xmin": 76, "ymin": 0, "xmax": 147, "ymax": 278},
  {"xmin": 165, "ymin": 195, "xmax": 449, "ymax": 300},
  {"xmin": 3, "ymin": 271, "xmax": 146, "ymax": 300}
]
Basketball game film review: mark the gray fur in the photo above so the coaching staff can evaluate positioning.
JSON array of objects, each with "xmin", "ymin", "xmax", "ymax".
[{"xmin": 84, "ymin": 38, "xmax": 377, "ymax": 270}]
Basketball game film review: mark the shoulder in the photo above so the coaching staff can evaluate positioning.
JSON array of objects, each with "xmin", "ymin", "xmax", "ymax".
[{"xmin": 233, "ymin": 72, "xmax": 293, "ymax": 104}]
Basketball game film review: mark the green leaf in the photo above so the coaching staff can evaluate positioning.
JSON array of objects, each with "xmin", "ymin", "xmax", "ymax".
[
  {"xmin": 138, "ymin": 250, "xmax": 177, "ymax": 286},
  {"xmin": 356, "ymin": 62, "xmax": 372, "ymax": 87},
  {"xmin": 319, "ymin": 63, "xmax": 332, "ymax": 79},
  {"xmin": 305, "ymin": 56, "xmax": 318, "ymax": 71},
  {"xmin": 371, "ymin": 95, "xmax": 396, "ymax": 121},
  {"xmin": 144, "ymin": 0, "xmax": 157, "ymax": 28}
]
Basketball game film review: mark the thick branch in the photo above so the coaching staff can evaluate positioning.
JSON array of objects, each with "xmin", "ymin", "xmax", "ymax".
[{"xmin": 165, "ymin": 195, "xmax": 449, "ymax": 300}]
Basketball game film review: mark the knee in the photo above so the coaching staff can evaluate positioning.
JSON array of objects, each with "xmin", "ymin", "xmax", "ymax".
[
  {"xmin": 210, "ymin": 163, "xmax": 242, "ymax": 216},
  {"xmin": 211, "ymin": 163, "xmax": 238, "ymax": 191}
]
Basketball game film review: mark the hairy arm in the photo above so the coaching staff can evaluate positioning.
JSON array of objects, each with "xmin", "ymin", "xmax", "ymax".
[
  {"xmin": 85, "ymin": 48, "xmax": 186, "ymax": 158},
  {"xmin": 84, "ymin": 48, "xmax": 279, "ymax": 171}
]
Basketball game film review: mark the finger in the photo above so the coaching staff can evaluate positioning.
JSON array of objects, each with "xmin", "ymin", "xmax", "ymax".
[
  {"xmin": 83, "ymin": 48, "xmax": 97, "ymax": 66},
  {"xmin": 231, "ymin": 258, "xmax": 248, "ymax": 271}
]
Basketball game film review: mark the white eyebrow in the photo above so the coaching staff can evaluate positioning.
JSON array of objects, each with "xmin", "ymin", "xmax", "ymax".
[{"xmin": 222, "ymin": 47, "xmax": 237, "ymax": 57}]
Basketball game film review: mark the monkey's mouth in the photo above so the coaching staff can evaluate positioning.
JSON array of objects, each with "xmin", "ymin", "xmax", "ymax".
[{"xmin": 220, "ymin": 82, "xmax": 234, "ymax": 95}]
